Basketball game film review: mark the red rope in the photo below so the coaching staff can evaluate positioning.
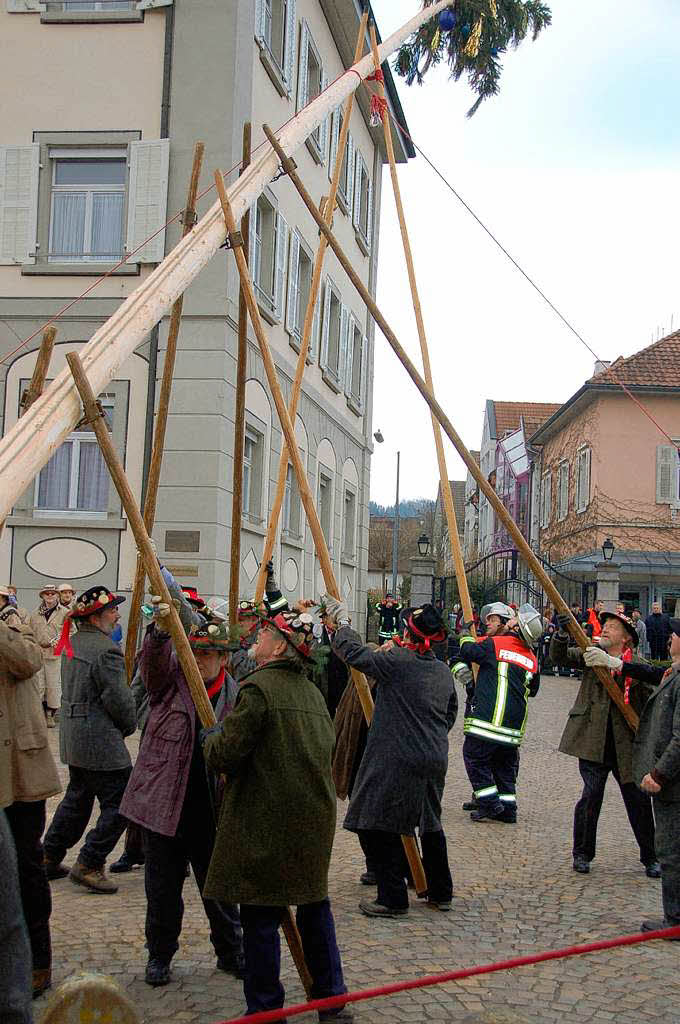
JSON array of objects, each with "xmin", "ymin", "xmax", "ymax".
[{"xmin": 215, "ymin": 924, "xmax": 680, "ymax": 1024}]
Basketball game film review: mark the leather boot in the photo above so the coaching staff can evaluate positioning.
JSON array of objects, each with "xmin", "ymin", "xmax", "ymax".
[
  {"xmin": 70, "ymin": 861, "xmax": 118, "ymax": 893},
  {"xmin": 44, "ymin": 855, "xmax": 69, "ymax": 880}
]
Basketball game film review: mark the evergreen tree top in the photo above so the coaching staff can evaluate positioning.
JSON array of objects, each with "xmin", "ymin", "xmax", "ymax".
[{"xmin": 395, "ymin": 0, "xmax": 552, "ymax": 117}]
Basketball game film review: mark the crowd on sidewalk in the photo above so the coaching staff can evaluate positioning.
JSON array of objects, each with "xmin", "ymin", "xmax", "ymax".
[{"xmin": 1, "ymin": 570, "xmax": 679, "ymax": 1024}]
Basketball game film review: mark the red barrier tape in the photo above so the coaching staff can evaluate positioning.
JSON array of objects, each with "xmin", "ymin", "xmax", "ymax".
[{"xmin": 216, "ymin": 925, "xmax": 680, "ymax": 1024}]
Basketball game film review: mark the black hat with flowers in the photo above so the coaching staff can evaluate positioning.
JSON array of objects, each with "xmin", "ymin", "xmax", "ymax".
[
  {"xmin": 599, "ymin": 610, "xmax": 638, "ymax": 646},
  {"xmin": 266, "ymin": 610, "xmax": 316, "ymax": 659},
  {"xmin": 189, "ymin": 619, "xmax": 234, "ymax": 652},
  {"xmin": 72, "ymin": 585, "xmax": 126, "ymax": 618}
]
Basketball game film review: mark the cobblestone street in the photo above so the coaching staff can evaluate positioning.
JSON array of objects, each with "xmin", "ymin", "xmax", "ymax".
[{"xmin": 36, "ymin": 675, "xmax": 677, "ymax": 1024}]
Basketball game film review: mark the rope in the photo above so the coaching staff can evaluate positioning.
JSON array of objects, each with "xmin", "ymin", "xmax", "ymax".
[{"xmin": 215, "ymin": 924, "xmax": 680, "ymax": 1024}]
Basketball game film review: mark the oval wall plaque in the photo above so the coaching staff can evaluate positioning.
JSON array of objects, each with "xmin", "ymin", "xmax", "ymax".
[{"xmin": 26, "ymin": 538, "xmax": 107, "ymax": 580}]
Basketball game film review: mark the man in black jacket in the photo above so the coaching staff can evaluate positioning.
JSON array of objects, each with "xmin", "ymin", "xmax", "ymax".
[{"xmin": 645, "ymin": 602, "xmax": 672, "ymax": 661}]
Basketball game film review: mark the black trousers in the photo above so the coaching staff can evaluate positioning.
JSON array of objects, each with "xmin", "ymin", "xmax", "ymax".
[
  {"xmin": 43, "ymin": 764, "xmax": 131, "ymax": 870},
  {"xmin": 4, "ymin": 801, "xmax": 51, "ymax": 972},
  {"xmin": 142, "ymin": 801, "xmax": 242, "ymax": 964},
  {"xmin": 0, "ymin": 810, "xmax": 32, "ymax": 1024},
  {"xmin": 649, "ymin": 639, "xmax": 668, "ymax": 661},
  {"xmin": 357, "ymin": 829, "xmax": 452, "ymax": 903},
  {"xmin": 653, "ymin": 799, "xmax": 680, "ymax": 924},
  {"xmin": 573, "ymin": 758, "xmax": 656, "ymax": 864},
  {"xmin": 463, "ymin": 734, "xmax": 518, "ymax": 813},
  {"xmin": 240, "ymin": 901, "xmax": 346, "ymax": 1014}
]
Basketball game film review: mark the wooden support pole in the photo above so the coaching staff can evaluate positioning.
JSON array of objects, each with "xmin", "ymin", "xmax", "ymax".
[
  {"xmin": 262, "ymin": 123, "xmax": 640, "ymax": 732},
  {"xmin": 125, "ymin": 142, "xmax": 205, "ymax": 680},
  {"xmin": 213, "ymin": 172, "xmax": 428, "ymax": 896},
  {"xmin": 253, "ymin": 12, "xmax": 369, "ymax": 605},
  {"xmin": 229, "ymin": 124, "xmax": 252, "ymax": 625},
  {"xmin": 367, "ymin": 26, "xmax": 477, "ymax": 636},
  {"xmin": 21, "ymin": 326, "xmax": 57, "ymax": 413}
]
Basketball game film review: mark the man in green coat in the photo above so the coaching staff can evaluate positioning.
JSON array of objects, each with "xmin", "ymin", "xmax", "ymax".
[{"xmin": 202, "ymin": 609, "xmax": 350, "ymax": 1020}]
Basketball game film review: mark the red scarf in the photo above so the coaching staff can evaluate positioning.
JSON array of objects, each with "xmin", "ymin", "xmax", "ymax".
[
  {"xmin": 206, "ymin": 667, "xmax": 225, "ymax": 700},
  {"xmin": 615, "ymin": 647, "xmax": 634, "ymax": 704}
]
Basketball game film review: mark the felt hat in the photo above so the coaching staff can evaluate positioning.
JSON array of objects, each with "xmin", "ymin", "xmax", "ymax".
[
  {"xmin": 404, "ymin": 604, "xmax": 447, "ymax": 641},
  {"xmin": 181, "ymin": 586, "xmax": 204, "ymax": 609},
  {"xmin": 265, "ymin": 610, "xmax": 316, "ymax": 658},
  {"xmin": 599, "ymin": 610, "xmax": 638, "ymax": 646},
  {"xmin": 189, "ymin": 619, "xmax": 232, "ymax": 652},
  {"xmin": 57, "ymin": 582, "xmax": 74, "ymax": 593},
  {"xmin": 668, "ymin": 618, "xmax": 680, "ymax": 639},
  {"xmin": 72, "ymin": 586, "xmax": 126, "ymax": 618},
  {"xmin": 39, "ymin": 583, "xmax": 58, "ymax": 597}
]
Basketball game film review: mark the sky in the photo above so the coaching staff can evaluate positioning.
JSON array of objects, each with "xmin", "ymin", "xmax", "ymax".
[{"xmin": 368, "ymin": 0, "xmax": 680, "ymax": 506}]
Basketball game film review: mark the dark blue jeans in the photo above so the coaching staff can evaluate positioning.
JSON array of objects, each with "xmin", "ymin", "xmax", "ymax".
[
  {"xmin": 43, "ymin": 764, "xmax": 131, "ymax": 869},
  {"xmin": 240, "ymin": 900, "xmax": 346, "ymax": 1014}
]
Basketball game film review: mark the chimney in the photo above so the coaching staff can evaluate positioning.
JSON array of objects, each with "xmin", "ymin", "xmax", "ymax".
[{"xmin": 593, "ymin": 360, "xmax": 611, "ymax": 377}]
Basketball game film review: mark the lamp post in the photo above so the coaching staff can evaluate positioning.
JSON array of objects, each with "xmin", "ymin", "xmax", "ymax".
[
  {"xmin": 596, "ymin": 537, "xmax": 619, "ymax": 612},
  {"xmin": 373, "ymin": 431, "xmax": 400, "ymax": 598},
  {"xmin": 602, "ymin": 537, "xmax": 615, "ymax": 562},
  {"xmin": 417, "ymin": 532, "xmax": 431, "ymax": 557}
]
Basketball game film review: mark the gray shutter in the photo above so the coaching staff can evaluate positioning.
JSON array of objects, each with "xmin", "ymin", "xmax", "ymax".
[
  {"xmin": 320, "ymin": 278, "xmax": 331, "ymax": 370},
  {"xmin": 126, "ymin": 139, "xmax": 170, "ymax": 264},
  {"xmin": 329, "ymin": 107, "xmax": 340, "ymax": 182},
  {"xmin": 285, "ymin": 229, "xmax": 300, "ymax": 337},
  {"xmin": 0, "ymin": 144, "xmax": 39, "ymax": 265},
  {"xmin": 6, "ymin": 1, "xmax": 42, "ymax": 10},
  {"xmin": 283, "ymin": 0, "xmax": 297, "ymax": 95},
  {"xmin": 545, "ymin": 474, "xmax": 551, "ymax": 525},
  {"xmin": 656, "ymin": 445, "xmax": 677, "ymax": 503},
  {"xmin": 319, "ymin": 69, "xmax": 330, "ymax": 162},
  {"xmin": 254, "ymin": 0, "xmax": 264, "ymax": 39},
  {"xmin": 345, "ymin": 134, "xmax": 355, "ymax": 209},
  {"xmin": 352, "ymin": 150, "xmax": 362, "ymax": 230},
  {"xmin": 248, "ymin": 202, "xmax": 258, "ymax": 280},
  {"xmin": 310, "ymin": 289, "xmax": 321, "ymax": 363},
  {"xmin": 358, "ymin": 332, "xmax": 368, "ymax": 413},
  {"xmin": 274, "ymin": 210, "xmax": 289, "ymax": 322},
  {"xmin": 339, "ymin": 304, "xmax": 349, "ymax": 384},
  {"xmin": 365, "ymin": 171, "xmax": 373, "ymax": 246},
  {"xmin": 297, "ymin": 19, "xmax": 309, "ymax": 112},
  {"xmin": 344, "ymin": 314, "xmax": 354, "ymax": 395}
]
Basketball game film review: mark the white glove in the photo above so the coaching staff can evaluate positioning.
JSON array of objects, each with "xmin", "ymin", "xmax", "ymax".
[
  {"xmin": 321, "ymin": 594, "xmax": 350, "ymax": 626},
  {"xmin": 583, "ymin": 646, "xmax": 623, "ymax": 671},
  {"xmin": 453, "ymin": 664, "xmax": 473, "ymax": 687}
]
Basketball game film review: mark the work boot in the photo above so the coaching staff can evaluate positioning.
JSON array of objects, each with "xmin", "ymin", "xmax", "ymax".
[
  {"xmin": 110, "ymin": 851, "xmax": 145, "ymax": 873},
  {"xmin": 359, "ymin": 870, "xmax": 376, "ymax": 885},
  {"xmin": 216, "ymin": 951, "xmax": 246, "ymax": 979},
  {"xmin": 644, "ymin": 861, "xmax": 662, "ymax": 878},
  {"xmin": 640, "ymin": 919, "xmax": 680, "ymax": 939},
  {"xmin": 497, "ymin": 805, "xmax": 517, "ymax": 824},
  {"xmin": 32, "ymin": 968, "xmax": 51, "ymax": 999},
  {"xmin": 572, "ymin": 856, "xmax": 590, "ymax": 874},
  {"xmin": 426, "ymin": 898, "xmax": 452, "ymax": 912},
  {"xmin": 44, "ymin": 855, "xmax": 69, "ymax": 880},
  {"xmin": 145, "ymin": 957, "xmax": 171, "ymax": 986},
  {"xmin": 70, "ymin": 861, "xmax": 118, "ymax": 894},
  {"xmin": 470, "ymin": 804, "xmax": 506, "ymax": 823},
  {"xmin": 462, "ymin": 799, "xmax": 478, "ymax": 812},
  {"xmin": 319, "ymin": 1008, "xmax": 354, "ymax": 1022},
  {"xmin": 359, "ymin": 899, "xmax": 407, "ymax": 919}
]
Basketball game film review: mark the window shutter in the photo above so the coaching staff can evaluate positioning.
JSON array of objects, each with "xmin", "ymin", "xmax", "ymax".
[
  {"xmin": 559, "ymin": 462, "xmax": 568, "ymax": 518},
  {"xmin": 6, "ymin": 1, "xmax": 42, "ymax": 10},
  {"xmin": 297, "ymin": 19, "xmax": 309, "ymax": 112},
  {"xmin": 545, "ymin": 474, "xmax": 551, "ymax": 525},
  {"xmin": 365, "ymin": 171, "xmax": 373, "ymax": 246},
  {"xmin": 274, "ymin": 210, "xmax": 289, "ymax": 322},
  {"xmin": 0, "ymin": 144, "xmax": 39, "ymax": 266},
  {"xmin": 254, "ymin": 0, "xmax": 265, "ymax": 39},
  {"xmin": 344, "ymin": 315, "xmax": 355, "ymax": 395},
  {"xmin": 319, "ymin": 69, "xmax": 330, "ymax": 162},
  {"xmin": 352, "ymin": 151, "xmax": 362, "ymax": 231},
  {"xmin": 285, "ymin": 230, "xmax": 300, "ymax": 337},
  {"xmin": 310, "ymin": 289, "xmax": 321, "ymax": 363},
  {"xmin": 358, "ymin": 333, "xmax": 368, "ymax": 413},
  {"xmin": 345, "ymin": 134, "xmax": 355, "ymax": 211},
  {"xmin": 329, "ymin": 108, "xmax": 340, "ymax": 182},
  {"xmin": 248, "ymin": 202, "xmax": 258, "ymax": 282},
  {"xmin": 320, "ymin": 278, "xmax": 331, "ymax": 370},
  {"xmin": 126, "ymin": 139, "xmax": 170, "ymax": 264},
  {"xmin": 137, "ymin": 0, "xmax": 174, "ymax": 9},
  {"xmin": 656, "ymin": 445, "xmax": 677, "ymax": 503},
  {"xmin": 283, "ymin": 0, "xmax": 297, "ymax": 95},
  {"xmin": 339, "ymin": 305, "xmax": 349, "ymax": 384}
]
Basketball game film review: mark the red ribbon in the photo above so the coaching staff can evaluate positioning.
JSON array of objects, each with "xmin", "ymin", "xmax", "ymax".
[
  {"xmin": 366, "ymin": 69, "xmax": 385, "ymax": 82},
  {"xmin": 53, "ymin": 615, "xmax": 74, "ymax": 659},
  {"xmin": 369, "ymin": 93, "xmax": 388, "ymax": 123}
]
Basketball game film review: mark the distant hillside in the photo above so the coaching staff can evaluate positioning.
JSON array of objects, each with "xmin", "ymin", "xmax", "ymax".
[{"xmin": 370, "ymin": 498, "xmax": 433, "ymax": 520}]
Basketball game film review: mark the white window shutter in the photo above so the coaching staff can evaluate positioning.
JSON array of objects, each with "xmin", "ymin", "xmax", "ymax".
[
  {"xmin": 319, "ymin": 69, "xmax": 330, "ymax": 162},
  {"xmin": 310, "ymin": 290, "xmax": 321, "ymax": 363},
  {"xmin": 6, "ymin": 1, "xmax": 42, "ymax": 10},
  {"xmin": 126, "ymin": 139, "xmax": 170, "ymax": 264},
  {"xmin": 320, "ymin": 278, "xmax": 331, "ymax": 370},
  {"xmin": 352, "ymin": 151, "xmax": 362, "ymax": 231},
  {"xmin": 545, "ymin": 474, "xmax": 551, "ymax": 525},
  {"xmin": 254, "ymin": 0, "xmax": 264, "ymax": 39},
  {"xmin": 344, "ymin": 315, "xmax": 355, "ymax": 395},
  {"xmin": 274, "ymin": 211, "xmax": 289, "ymax": 322},
  {"xmin": 283, "ymin": 0, "xmax": 297, "ymax": 95},
  {"xmin": 0, "ymin": 144, "xmax": 39, "ymax": 265},
  {"xmin": 329, "ymin": 108, "xmax": 340, "ymax": 181},
  {"xmin": 345, "ymin": 134, "xmax": 355, "ymax": 209},
  {"xmin": 297, "ymin": 19, "xmax": 309, "ymax": 112},
  {"xmin": 339, "ymin": 306, "xmax": 349, "ymax": 386},
  {"xmin": 656, "ymin": 445, "xmax": 676, "ymax": 503},
  {"xmin": 358, "ymin": 333, "xmax": 368, "ymax": 412},
  {"xmin": 285, "ymin": 230, "xmax": 300, "ymax": 337},
  {"xmin": 365, "ymin": 172, "xmax": 373, "ymax": 246}
]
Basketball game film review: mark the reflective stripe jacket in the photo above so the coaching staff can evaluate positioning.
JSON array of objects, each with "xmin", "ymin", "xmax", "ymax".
[{"xmin": 455, "ymin": 633, "xmax": 538, "ymax": 747}]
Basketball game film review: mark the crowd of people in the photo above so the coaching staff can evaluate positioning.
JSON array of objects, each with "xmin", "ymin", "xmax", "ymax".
[{"xmin": 1, "ymin": 570, "xmax": 679, "ymax": 1024}]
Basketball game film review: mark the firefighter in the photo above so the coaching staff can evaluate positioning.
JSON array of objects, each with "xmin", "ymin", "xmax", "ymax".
[
  {"xmin": 452, "ymin": 604, "xmax": 542, "ymax": 823},
  {"xmin": 375, "ymin": 593, "xmax": 402, "ymax": 645}
]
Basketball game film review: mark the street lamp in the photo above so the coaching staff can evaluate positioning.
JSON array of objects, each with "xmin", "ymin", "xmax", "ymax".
[
  {"xmin": 602, "ymin": 537, "xmax": 615, "ymax": 562},
  {"xmin": 373, "ymin": 429, "xmax": 384, "ymax": 444},
  {"xmin": 417, "ymin": 533, "xmax": 431, "ymax": 557}
]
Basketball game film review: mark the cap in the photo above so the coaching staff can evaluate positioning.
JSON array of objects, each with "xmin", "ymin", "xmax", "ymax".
[
  {"xmin": 39, "ymin": 583, "xmax": 58, "ymax": 596},
  {"xmin": 57, "ymin": 583, "xmax": 74, "ymax": 593}
]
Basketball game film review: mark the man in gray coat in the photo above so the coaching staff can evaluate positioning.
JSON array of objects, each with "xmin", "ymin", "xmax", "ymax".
[{"xmin": 43, "ymin": 586, "xmax": 135, "ymax": 894}]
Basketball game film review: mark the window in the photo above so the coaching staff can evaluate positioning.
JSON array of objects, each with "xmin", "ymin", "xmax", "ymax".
[
  {"xmin": 352, "ymin": 149, "xmax": 373, "ymax": 252},
  {"xmin": 250, "ymin": 193, "xmax": 288, "ymax": 322},
  {"xmin": 297, "ymin": 20, "xmax": 328, "ymax": 164},
  {"xmin": 285, "ymin": 230, "xmax": 319, "ymax": 357},
  {"xmin": 49, "ymin": 151, "xmax": 126, "ymax": 262},
  {"xmin": 343, "ymin": 488, "xmax": 356, "ymax": 558},
  {"xmin": 34, "ymin": 394, "xmax": 114, "ymax": 516},
  {"xmin": 318, "ymin": 470, "xmax": 333, "ymax": 544},
  {"xmin": 540, "ymin": 471, "xmax": 551, "ymax": 528},
  {"xmin": 328, "ymin": 112, "xmax": 354, "ymax": 214},
  {"xmin": 557, "ymin": 460, "xmax": 569, "ymax": 521},
  {"xmin": 255, "ymin": 0, "xmax": 296, "ymax": 96},
  {"xmin": 656, "ymin": 444, "xmax": 680, "ymax": 504},
  {"xmin": 320, "ymin": 278, "xmax": 348, "ymax": 391},
  {"xmin": 243, "ymin": 426, "xmax": 264, "ymax": 521},
  {"xmin": 282, "ymin": 463, "xmax": 302, "ymax": 538},
  {"xmin": 45, "ymin": 2, "xmax": 134, "ymax": 10},
  {"xmin": 575, "ymin": 447, "xmax": 591, "ymax": 512},
  {"xmin": 345, "ymin": 315, "xmax": 366, "ymax": 415}
]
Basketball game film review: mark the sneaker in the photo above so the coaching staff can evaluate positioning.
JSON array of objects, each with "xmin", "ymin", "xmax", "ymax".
[
  {"xmin": 572, "ymin": 856, "xmax": 590, "ymax": 874},
  {"xmin": 69, "ymin": 861, "xmax": 118, "ymax": 894},
  {"xmin": 644, "ymin": 861, "xmax": 662, "ymax": 879},
  {"xmin": 44, "ymin": 856, "xmax": 69, "ymax": 880},
  {"xmin": 640, "ymin": 918, "xmax": 680, "ymax": 939},
  {"xmin": 216, "ymin": 951, "xmax": 245, "ymax": 979},
  {"xmin": 32, "ymin": 968, "xmax": 51, "ymax": 999},
  {"xmin": 145, "ymin": 957, "xmax": 171, "ymax": 986},
  {"xmin": 359, "ymin": 899, "xmax": 407, "ymax": 919},
  {"xmin": 426, "ymin": 899, "xmax": 452, "ymax": 912},
  {"xmin": 110, "ymin": 851, "xmax": 145, "ymax": 873},
  {"xmin": 359, "ymin": 871, "xmax": 376, "ymax": 886}
]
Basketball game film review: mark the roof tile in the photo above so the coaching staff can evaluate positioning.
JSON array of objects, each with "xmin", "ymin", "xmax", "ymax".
[
  {"xmin": 492, "ymin": 401, "xmax": 562, "ymax": 437},
  {"xmin": 590, "ymin": 329, "xmax": 680, "ymax": 387}
]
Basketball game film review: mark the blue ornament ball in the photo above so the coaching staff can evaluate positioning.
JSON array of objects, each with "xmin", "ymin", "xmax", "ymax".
[{"xmin": 439, "ymin": 9, "xmax": 456, "ymax": 31}]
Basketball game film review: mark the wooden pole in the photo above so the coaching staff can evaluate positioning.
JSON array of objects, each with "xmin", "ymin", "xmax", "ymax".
[
  {"xmin": 213, "ymin": 173, "xmax": 429, "ymax": 895},
  {"xmin": 66, "ymin": 351, "xmax": 215, "ymax": 727},
  {"xmin": 253, "ymin": 12, "xmax": 368, "ymax": 605},
  {"xmin": 21, "ymin": 326, "xmax": 57, "ymax": 413},
  {"xmin": 262, "ymin": 124, "xmax": 640, "ymax": 732},
  {"xmin": 228, "ymin": 124, "xmax": 252, "ymax": 625},
  {"xmin": 125, "ymin": 142, "xmax": 205, "ymax": 680},
  {"xmin": 66, "ymin": 350, "xmax": 313, "ymax": 996},
  {"xmin": 367, "ymin": 26, "xmax": 477, "ymax": 636}
]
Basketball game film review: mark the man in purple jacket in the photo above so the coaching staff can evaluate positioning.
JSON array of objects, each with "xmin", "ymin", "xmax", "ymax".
[{"xmin": 120, "ymin": 609, "xmax": 243, "ymax": 988}]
